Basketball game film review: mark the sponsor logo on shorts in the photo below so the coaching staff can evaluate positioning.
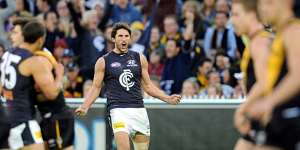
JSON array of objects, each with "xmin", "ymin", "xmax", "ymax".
[
  {"xmin": 34, "ymin": 131, "xmax": 42, "ymax": 140},
  {"xmin": 113, "ymin": 122, "xmax": 125, "ymax": 129}
]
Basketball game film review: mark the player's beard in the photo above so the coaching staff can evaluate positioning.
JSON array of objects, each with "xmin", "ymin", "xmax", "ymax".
[{"xmin": 116, "ymin": 42, "xmax": 128, "ymax": 53}]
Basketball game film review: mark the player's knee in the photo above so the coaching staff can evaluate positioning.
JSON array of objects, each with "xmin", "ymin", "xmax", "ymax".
[
  {"xmin": 234, "ymin": 138, "xmax": 254, "ymax": 150},
  {"xmin": 132, "ymin": 132, "xmax": 149, "ymax": 150},
  {"xmin": 23, "ymin": 143, "xmax": 45, "ymax": 150},
  {"xmin": 254, "ymin": 145, "xmax": 282, "ymax": 150},
  {"xmin": 132, "ymin": 141, "xmax": 149, "ymax": 150},
  {"xmin": 63, "ymin": 146, "xmax": 74, "ymax": 150},
  {"xmin": 116, "ymin": 142, "xmax": 130, "ymax": 150},
  {"xmin": 115, "ymin": 137, "xmax": 130, "ymax": 150}
]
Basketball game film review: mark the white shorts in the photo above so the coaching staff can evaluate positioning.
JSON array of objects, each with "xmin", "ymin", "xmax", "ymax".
[
  {"xmin": 110, "ymin": 108, "xmax": 150, "ymax": 137},
  {"xmin": 8, "ymin": 120, "xmax": 43, "ymax": 149}
]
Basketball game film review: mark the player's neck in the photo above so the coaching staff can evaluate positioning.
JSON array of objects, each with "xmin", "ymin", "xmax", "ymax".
[
  {"xmin": 19, "ymin": 43, "xmax": 37, "ymax": 53},
  {"xmin": 247, "ymin": 20, "xmax": 264, "ymax": 39},
  {"xmin": 113, "ymin": 48, "xmax": 128, "ymax": 54},
  {"xmin": 274, "ymin": 11, "xmax": 295, "ymax": 31}
]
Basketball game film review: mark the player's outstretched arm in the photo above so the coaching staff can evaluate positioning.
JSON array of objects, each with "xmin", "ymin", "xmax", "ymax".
[
  {"xmin": 75, "ymin": 57, "xmax": 105, "ymax": 116},
  {"xmin": 29, "ymin": 56, "xmax": 64, "ymax": 100},
  {"xmin": 140, "ymin": 54, "xmax": 181, "ymax": 105}
]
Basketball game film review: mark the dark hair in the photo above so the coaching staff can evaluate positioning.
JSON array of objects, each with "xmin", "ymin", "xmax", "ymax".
[
  {"xmin": 164, "ymin": 15, "xmax": 178, "ymax": 23},
  {"xmin": 216, "ymin": 11, "xmax": 230, "ymax": 18},
  {"xmin": 207, "ymin": 70, "xmax": 219, "ymax": 78},
  {"xmin": 22, "ymin": 21, "xmax": 46, "ymax": 44},
  {"xmin": 42, "ymin": 0, "xmax": 52, "ymax": 5},
  {"xmin": 232, "ymin": 0, "xmax": 258, "ymax": 14},
  {"xmin": 111, "ymin": 22, "xmax": 131, "ymax": 38},
  {"xmin": 215, "ymin": 51, "xmax": 227, "ymax": 57},
  {"xmin": 12, "ymin": 17, "xmax": 33, "ymax": 28},
  {"xmin": 43, "ymin": 11, "xmax": 57, "ymax": 20},
  {"xmin": 166, "ymin": 38, "xmax": 181, "ymax": 48},
  {"xmin": 199, "ymin": 58, "xmax": 212, "ymax": 67}
]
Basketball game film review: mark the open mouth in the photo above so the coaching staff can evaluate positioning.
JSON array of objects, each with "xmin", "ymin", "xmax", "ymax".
[{"xmin": 121, "ymin": 42, "xmax": 127, "ymax": 48}]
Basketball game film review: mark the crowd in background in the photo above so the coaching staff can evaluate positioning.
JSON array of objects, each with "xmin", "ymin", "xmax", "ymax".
[{"xmin": 0, "ymin": 0, "xmax": 247, "ymax": 99}]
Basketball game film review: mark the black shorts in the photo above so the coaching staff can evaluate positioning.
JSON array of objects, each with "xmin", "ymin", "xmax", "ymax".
[
  {"xmin": 242, "ymin": 120, "xmax": 264, "ymax": 144},
  {"xmin": 0, "ymin": 122, "xmax": 9, "ymax": 149},
  {"xmin": 264, "ymin": 106, "xmax": 300, "ymax": 150},
  {"xmin": 40, "ymin": 117, "xmax": 74, "ymax": 149}
]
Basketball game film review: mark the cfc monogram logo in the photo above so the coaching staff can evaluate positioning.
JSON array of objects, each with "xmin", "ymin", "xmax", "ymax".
[{"xmin": 119, "ymin": 69, "xmax": 135, "ymax": 91}]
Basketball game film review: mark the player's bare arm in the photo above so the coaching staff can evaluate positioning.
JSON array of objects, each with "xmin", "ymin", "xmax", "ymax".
[
  {"xmin": 265, "ymin": 25, "xmax": 300, "ymax": 106},
  {"xmin": 241, "ymin": 36, "xmax": 270, "ymax": 110},
  {"xmin": 234, "ymin": 36, "xmax": 271, "ymax": 134},
  {"xmin": 140, "ymin": 54, "xmax": 181, "ymax": 105},
  {"xmin": 75, "ymin": 57, "xmax": 105, "ymax": 116},
  {"xmin": 248, "ymin": 25, "xmax": 300, "ymax": 123},
  {"xmin": 20, "ymin": 56, "xmax": 64, "ymax": 100}
]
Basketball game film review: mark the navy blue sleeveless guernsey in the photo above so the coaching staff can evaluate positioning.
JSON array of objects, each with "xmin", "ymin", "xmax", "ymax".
[
  {"xmin": 0, "ymin": 48, "xmax": 36, "ymax": 124},
  {"xmin": 0, "ymin": 102, "xmax": 6, "ymax": 124},
  {"xmin": 103, "ymin": 50, "xmax": 144, "ymax": 110}
]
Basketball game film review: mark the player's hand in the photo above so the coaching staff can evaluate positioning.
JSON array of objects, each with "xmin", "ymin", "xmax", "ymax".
[
  {"xmin": 247, "ymin": 99, "xmax": 274, "ymax": 126},
  {"xmin": 234, "ymin": 106, "xmax": 251, "ymax": 135},
  {"xmin": 54, "ymin": 63, "xmax": 64, "ymax": 78},
  {"xmin": 75, "ymin": 105, "xmax": 89, "ymax": 116},
  {"xmin": 166, "ymin": 94, "xmax": 182, "ymax": 105}
]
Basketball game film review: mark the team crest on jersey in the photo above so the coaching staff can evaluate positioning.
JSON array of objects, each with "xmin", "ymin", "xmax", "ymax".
[
  {"xmin": 127, "ymin": 60, "xmax": 138, "ymax": 67},
  {"xmin": 119, "ymin": 69, "xmax": 135, "ymax": 91},
  {"xmin": 111, "ymin": 62, "xmax": 121, "ymax": 68}
]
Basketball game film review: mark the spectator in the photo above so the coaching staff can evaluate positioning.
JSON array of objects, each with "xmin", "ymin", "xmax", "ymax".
[
  {"xmin": 36, "ymin": 0, "xmax": 52, "ymax": 20},
  {"xmin": 196, "ymin": 58, "xmax": 213, "ymax": 91},
  {"xmin": 129, "ymin": 21, "xmax": 145, "ymax": 53},
  {"xmin": 146, "ymin": 26, "xmax": 164, "ymax": 58},
  {"xmin": 148, "ymin": 50, "xmax": 164, "ymax": 79},
  {"xmin": 102, "ymin": 24, "xmax": 114, "ymax": 53},
  {"xmin": 181, "ymin": 77, "xmax": 199, "ymax": 97},
  {"xmin": 215, "ymin": 0, "xmax": 230, "ymax": 13},
  {"xmin": 16, "ymin": 0, "xmax": 30, "ymax": 14},
  {"xmin": 109, "ymin": 0, "xmax": 142, "ymax": 24},
  {"xmin": 57, "ymin": 0, "xmax": 70, "ymax": 20},
  {"xmin": 160, "ymin": 39, "xmax": 192, "ymax": 94},
  {"xmin": 43, "ymin": 11, "xmax": 65, "ymax": 52},
  {"xmin": 206, "ymin": 84, "xmax": 222, "ymax": 98},
  {"xmin": 215, "ymin": 0, "xmax": 234, "ymax": 29},
  {"xmin": 56, "ymin": 0, "xmax": 74, "ymax": 37},
  {"xmin": 180, "ymin": 1, "xmax": 207, "ymax": 74},
  {"xmin": 203, "ymin": 11, "xmax": 237, "ymax": 59},
  {"xmin": 200, "ymin": 0, "xmax": 216, "ymax": 29},
  {"xmin": 200, "ymin": 71, "xmax": 233, "ymax": 98},
  {"xmin": 0, "ymin": 0, "xmax": 16, "ymax": 48},
  {"xmin": 64, "ymin": 62, "xmax": 84, "ymax": 98},
  {"xmin": 160, "ymin": 15, "xmax": 182, "ymax": 46},
  {"xmin": 70, "ymin": 6, "xmax": 105, "ymax": 79},
  {"xmin": 180, "ymin": 0, "xmax": 206, "ymax": 40},
  {"xmin": 214, "ymin": 52, "xmax": 230, "ymax": 80},
  {"xmin": 62, "ymin": 48, "xmax": 75, "ymax": 66},
  {"xmin": 86, "ymin": 0, "xmax": 105, "ymax": 21},
  {"xmin": 53, "ymin": 38, "xmax": 68, "ymax": 62},
  {"xmin": 232, "ymin": 73, "xmax": 245, "ymax": 98}
]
